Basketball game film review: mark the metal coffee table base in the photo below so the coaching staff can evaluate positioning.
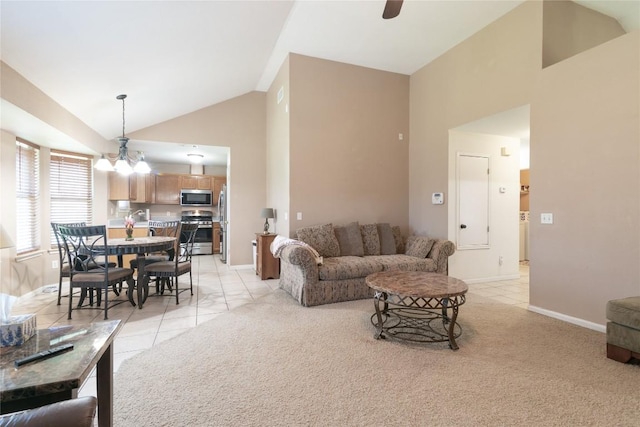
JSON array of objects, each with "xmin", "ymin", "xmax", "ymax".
[{"xmin": 371, "ymin": 291, "xmax": 466, "ymax": 350}]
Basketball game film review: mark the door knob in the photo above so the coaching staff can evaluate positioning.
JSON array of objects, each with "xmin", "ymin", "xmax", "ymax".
[{"xmin": 460, "ymin": 224, "xmax": 467, "ymax": 229}]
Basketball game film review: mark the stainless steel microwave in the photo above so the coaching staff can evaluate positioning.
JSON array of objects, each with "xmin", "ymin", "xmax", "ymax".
[{"xmin": 180, "ymin": 189, "xmax": 213, "ymax": 207}]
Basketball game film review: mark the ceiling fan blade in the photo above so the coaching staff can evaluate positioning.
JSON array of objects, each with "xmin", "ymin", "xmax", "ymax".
[{"xmin": 382, "ymin": 0, "xmax": 403, "ymax": 19}]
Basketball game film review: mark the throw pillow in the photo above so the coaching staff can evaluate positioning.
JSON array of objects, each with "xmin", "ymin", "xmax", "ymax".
[
  {"xmin": 392, "ymin": 226, "xmax": 405, "ymax": 253},
  {"xmin": 334, "ymin": 222, "xmax": 364, "ymax": 257},
  {"xmin": 360, "ymin": 223, "xmax": 381, "ymax": 256},
  {"xmin": 405, "ymin": 236, "xmax": 435, "ymax": 258},
  {"xmin": 296, "ymin": 223, "xmax": 340, "ymax": 258},
  {"xmin": 377, "ymin": 223, "xmax": 396, "ymax": 255}
]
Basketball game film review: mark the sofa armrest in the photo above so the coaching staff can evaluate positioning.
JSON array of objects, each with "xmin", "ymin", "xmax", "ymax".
[
  {"xmin": 0, "ymin": 396, "xmax": 97, "ymax": 427},
  {"xmin": 427, "ymin": 239, "xmax": 456, "ymax": 274},
  {"xmin": 278, "ymin": 245, "xmax": 320, "ymax": 305}
]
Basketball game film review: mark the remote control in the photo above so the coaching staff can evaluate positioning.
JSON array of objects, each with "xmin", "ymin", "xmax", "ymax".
[{"xmin": 14, "ymin": 343, "xmax": 74, "ymax": 368}]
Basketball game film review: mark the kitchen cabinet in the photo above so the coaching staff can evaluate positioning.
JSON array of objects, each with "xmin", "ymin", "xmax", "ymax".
[
  {"xmin": 155, "ymin": 174, "xmax": 181, "ymax": 204},
  {"xmin": 108, "ymin": 172, "xmax": 136, "ymax": 201},
  {"xmin": 111, "ymin": 173, "xmax": 224, "ymax": 205},
  {"xmin": 180, "ymin": 175, "xmax": 212, "ymax": 190},
  {"xmin": 213, "ymin": 177, "xmax": 226, "ymax": 205},
  {"xmin": 213, "ymin": 223, "xmax": 221, "ymax": 254},
  {"xmin": 108, "ymin": 173, "xmax": 156, "ymax": 202},
  {"xmin": 107, "ymin": 227, "xmax": 148, "ymax": 267},
  {"xmin": 255, "ymin": 233, "xmax": 279, "ymax": 280},
  {"xmin": 132, "ymin": 174, "xmax": 155, "ymax": 203},
  {"xmin": 520, "ymin": 169, "xmax": 530, "ymax": 211}
]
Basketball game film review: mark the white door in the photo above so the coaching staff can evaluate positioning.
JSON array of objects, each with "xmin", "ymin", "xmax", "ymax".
[{"xmin": 457, "ymin": 153, "xmax": 490, "ymax": 249}]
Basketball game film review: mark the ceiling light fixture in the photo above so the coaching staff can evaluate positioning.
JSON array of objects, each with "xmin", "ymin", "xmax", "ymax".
[
  {"xmin": 187, "ymin": 153, "xmax": 204, "ymax": 164},
  {"xmin": 94, "ymin": 94, "xmax": 151, "ymax": 175}
]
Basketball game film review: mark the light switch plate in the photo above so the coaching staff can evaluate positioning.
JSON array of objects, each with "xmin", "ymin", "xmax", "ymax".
[
  {"xmin": 541, "ymin": 213, "xmax": 553, "ymax": 224},
  {"xmin": 432, "ymin": 192, "xmax": 444, "ymax": 205}
]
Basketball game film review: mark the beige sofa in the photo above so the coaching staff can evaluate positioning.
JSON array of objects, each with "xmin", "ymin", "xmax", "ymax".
[{"xmin": 275, "ymin": 222, "xmax": 455, "ymax": 307}]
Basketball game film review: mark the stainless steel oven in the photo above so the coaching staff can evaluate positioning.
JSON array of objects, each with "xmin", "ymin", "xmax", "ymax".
[{"xmin": 181, "ymin": 210, "xmax": 213, "ymax": 255}]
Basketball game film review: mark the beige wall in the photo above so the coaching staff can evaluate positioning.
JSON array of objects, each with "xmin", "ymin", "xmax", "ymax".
[
  {"xmin": 266, "ymin": 56, "xmax": 291, "ymax": 237},
  {"xmin": 130, "ymin": 92, "xmax": 266, "ymax": 266},
  {"xmin": 1, "ymin": 130, "xmax": 18, "ymax": 296},
  {"xmin": 1, "ymin": 63, "xmax": 110, "ymax": 296},
  {"xmin": 410, "ymin": 0, "xmax": 639, "ymax": 326},
  {"xmin": 288, "ymin": 54, "xmax": 410, "ymax": 234},
  {"xmin": 1, "ymin": 62, "xmax": 109, "ymax": 154},
  {"xmin": 542, "ymin": 0, "xmax": 625, "ymax": 68},
  {"xmin": 2, "ymin": 0, "xmax": 637, "ymax": 329},
  {"xmin": 531, "ymin": 30, "xmax": 640, "ymax": 324},
  {"xmin": 410, "ymin": 0, "xmax": 542, "ymax": 239}
]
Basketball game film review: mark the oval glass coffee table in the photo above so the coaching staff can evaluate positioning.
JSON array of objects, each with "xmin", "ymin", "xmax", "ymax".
[{"xmin": 365, "ymin": 271, "xmax": 468, "ymax": 350}]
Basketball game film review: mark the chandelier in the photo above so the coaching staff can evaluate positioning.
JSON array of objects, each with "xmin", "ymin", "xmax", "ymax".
[{"xmin": 94, "ymin": 94, "xmax": 151, "ymax": 175}]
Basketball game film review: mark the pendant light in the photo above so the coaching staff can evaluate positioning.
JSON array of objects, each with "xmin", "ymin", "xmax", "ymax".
[{"xmin": 94, "ymin": 94, "xmax": 150, "ymax": 175}]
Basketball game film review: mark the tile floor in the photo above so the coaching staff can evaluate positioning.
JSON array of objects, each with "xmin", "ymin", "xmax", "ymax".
[{"xmin": 10, "ymin": 256, "xmax": 529, "ymax": 400}]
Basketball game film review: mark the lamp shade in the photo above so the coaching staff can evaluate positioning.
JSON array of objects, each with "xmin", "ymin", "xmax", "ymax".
[{"xmin": 260, "ymin": 208, "xmax": 275, "ymax": 219}]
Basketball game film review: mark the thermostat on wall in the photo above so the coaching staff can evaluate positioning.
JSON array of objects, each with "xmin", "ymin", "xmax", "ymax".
[{"xmin": 432, "ymin": 192, "xmax": 444, "ymax": 205}]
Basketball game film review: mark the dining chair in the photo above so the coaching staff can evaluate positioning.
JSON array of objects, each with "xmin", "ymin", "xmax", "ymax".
[
  {"xmin": 57, "ymin": 224, "xmax": 135, "ymax": 320},
  {"xmin": 129, "ymin": 220, "xmax": 180, "ymax": 293},
  {"xmin": 51, "ymin": 222, "xmax": 86, "ymax": 305},
  {"xmin": 129, "ymin": 220, "xmax": 180, "ymax": 267},
  {"xmin": 144, "ymin": 222, "xmax": 199, "ymax": 305},
  {"xmin": 52, "ymin": 222, "xmax": 121, "ymax": 307}
]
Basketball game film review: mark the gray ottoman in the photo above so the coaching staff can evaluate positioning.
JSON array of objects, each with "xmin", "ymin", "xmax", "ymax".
[{"xmin": 606, "ymin": 296, "xmax": 640, "ymax": 363}]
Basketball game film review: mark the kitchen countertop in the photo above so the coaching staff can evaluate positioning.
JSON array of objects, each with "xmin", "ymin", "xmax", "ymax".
[
  {"xmin": 108, "ymin": 218, "xmax": 221, "ymax": 227},
  {"xmin": 107, "ymin": 219, "xmax": 149, "ymax": 228}
]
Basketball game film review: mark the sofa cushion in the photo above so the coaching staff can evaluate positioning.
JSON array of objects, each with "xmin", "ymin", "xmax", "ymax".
[
  {"xmin": 606, "ymin": 296, "xmax": 640, "ymax": 329},
  {"xmin": 318, "ymin": 256, "xmax": 384, "ymax": 281},
  {"xmin": 334, "ymin": 222, "xmax": 364, "ymax": 257},
  {"xmin": 392, "ymin": 226, "xmax": 405, "ymax": 253},
  {"xmin": 366, "ymin": 254, "xmax": 437, "ymax": 272},
  {"xmin": 405, "ymin": 236, "xmax": 435, "ymax": 258},
  {"xmin": 377, "ymin": 223, "xmax": 396, "ymax": 255},
  {"xmin": 296, "ymin": 223, "xmax": 341, "ymax": 258},
  {"xmin": 360, "ymin": 224, "xmax": 381, "ymax": 255}
]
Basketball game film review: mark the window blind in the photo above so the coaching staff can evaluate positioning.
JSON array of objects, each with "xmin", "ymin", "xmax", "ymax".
[
  {"xmin": 16, "ymin": 140, "xmax": 40, "ymax": 254},
  {"xmin": 50, "ymin": 150, "xmax": 94, "ymax": 246}
]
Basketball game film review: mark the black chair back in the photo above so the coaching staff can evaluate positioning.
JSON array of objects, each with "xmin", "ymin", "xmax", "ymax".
[
  {"xmin": 176, "ymin": 222, "xmax": 199, "ymax": 266},
  {"xmin": 57, "ymin": 224, "xmax": 134, "ymax": 320},
  {"xmin": 57, "ymin": 225, "xmax": 110, "ymax": 276},
  {"xmin": 148, "ymin": 220, "xmax": 180, "ymax": 238},
  {"xmin": 51, "ymin": 222, "xmax": 87, "ymax": 305}
]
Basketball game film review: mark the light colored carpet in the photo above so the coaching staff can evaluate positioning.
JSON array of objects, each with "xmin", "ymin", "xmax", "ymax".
[{"xmin": 113, "ymin": 290, "xmax": 639, "ymax": 426}]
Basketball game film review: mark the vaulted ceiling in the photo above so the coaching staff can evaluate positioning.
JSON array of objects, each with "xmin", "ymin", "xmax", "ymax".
[{"xmin": 1, "ymin": 1, "xmax": 638, "ymax": 165}]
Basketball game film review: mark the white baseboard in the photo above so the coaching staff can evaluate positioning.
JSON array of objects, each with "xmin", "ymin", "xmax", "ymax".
[
  {"xmin": 228, "ymin": 263, "xmax": 254, "ymax": 271},
  {"xmin": 528, "ymin": 304, "xmax": 606, "ymax": 333},
  {"xmin": 463, "ymin": 274, "xmax": 520, "ymax": 284}
]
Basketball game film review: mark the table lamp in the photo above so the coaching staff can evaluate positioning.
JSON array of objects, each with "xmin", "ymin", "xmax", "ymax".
[{"xmin": 260, "ymin": 208, "xmax": 275, "ymax": 234}]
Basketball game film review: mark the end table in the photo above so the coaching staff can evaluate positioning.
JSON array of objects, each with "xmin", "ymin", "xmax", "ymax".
[{"xmin": 255, "ymin": 233, "xmax": 280, "ymax": 280}]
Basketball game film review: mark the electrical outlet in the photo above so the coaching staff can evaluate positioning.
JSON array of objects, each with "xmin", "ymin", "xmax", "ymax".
[
  {"xmin": 52, "ymin": 260, "xmax": 59, "ymax": 269},
  {"xmin": 499, "ymin": 256, "xmax": 503, "ymax": 266},
  {"xmin": 541, "ymin": 213, "xmax": 553, "ymax": 224},
  {"xmin": 296, "ymin": 212, "xmax": 303, "ymax": 220}
]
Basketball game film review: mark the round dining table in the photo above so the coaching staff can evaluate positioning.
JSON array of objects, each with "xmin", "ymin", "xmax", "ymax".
[{"xmin": 106, "ymin": 236, "xmax": 176, "ymax": 309}]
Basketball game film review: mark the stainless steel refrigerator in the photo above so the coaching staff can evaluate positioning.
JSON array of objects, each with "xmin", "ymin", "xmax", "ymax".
[{"xmin": 218, "ymin": 184, "xmax": 227, "ymax": 263}]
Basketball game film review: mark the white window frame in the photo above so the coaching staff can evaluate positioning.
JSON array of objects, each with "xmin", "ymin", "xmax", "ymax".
[
  {"xmin": 16, "ymin": 139, "xmax": 40, "ymax": 254},
  {"xmin": 49, "ymin": 150, "xmax": 94, "ymax": 246}
]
